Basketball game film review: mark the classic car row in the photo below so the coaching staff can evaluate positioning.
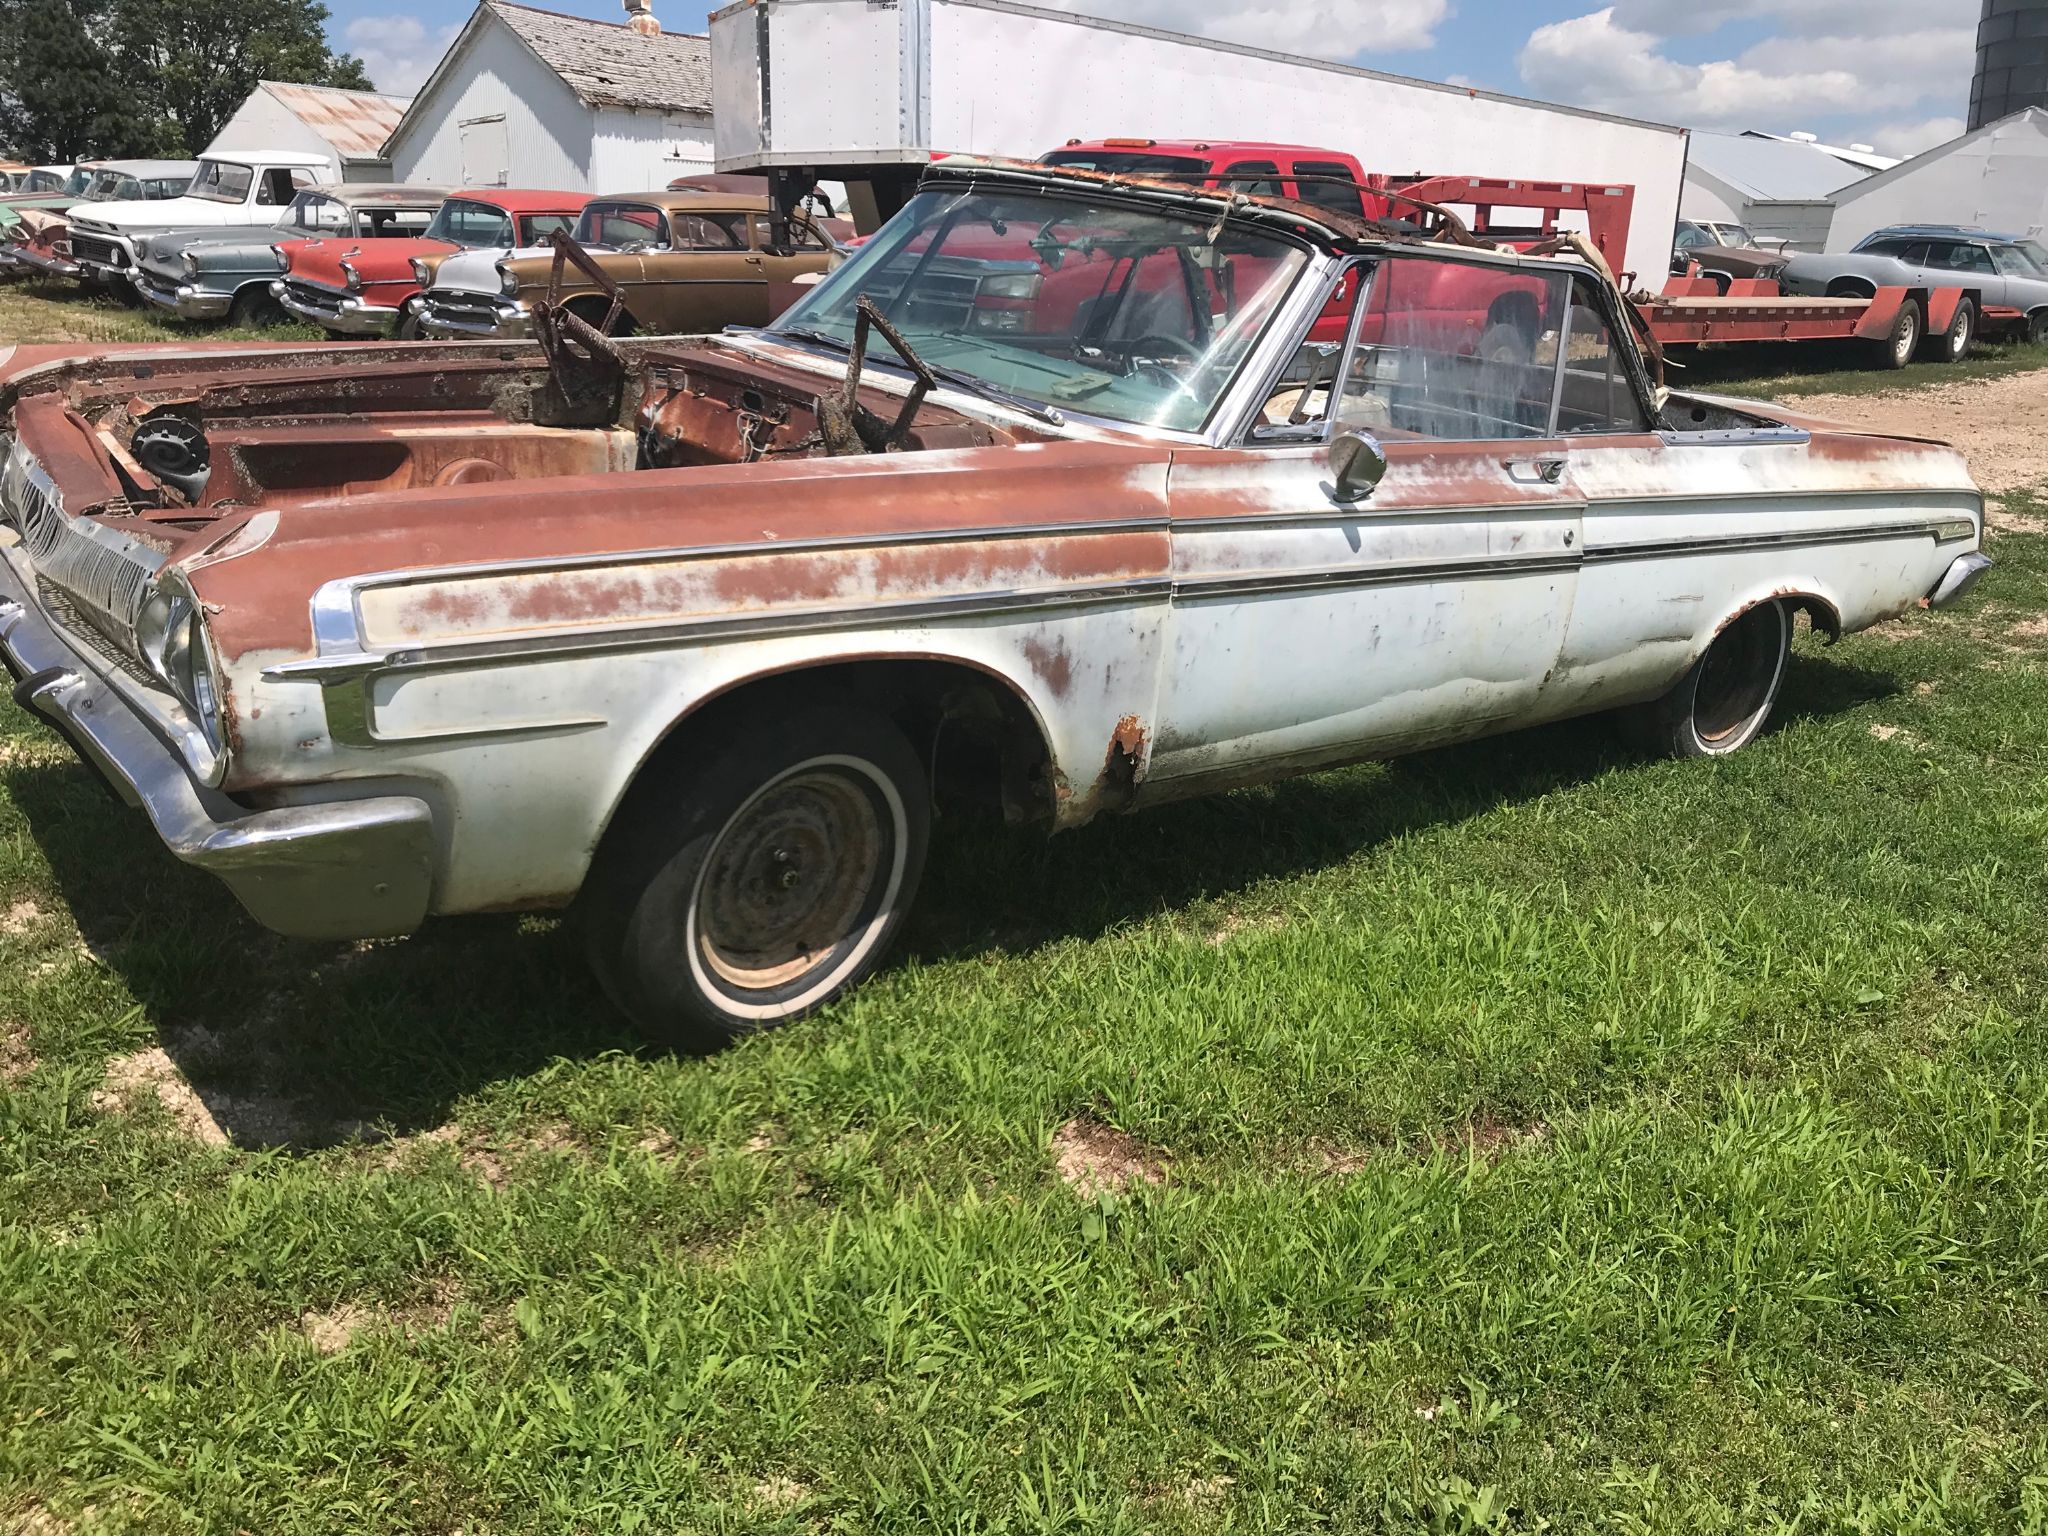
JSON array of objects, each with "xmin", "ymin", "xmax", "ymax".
[
  {"xmin": 1, "ymin": 150, "xmax": 846, "ymax": 342},
  {"xmin": 0, "ymin": 155, "xmax": 1991, "ymax": 1047}
]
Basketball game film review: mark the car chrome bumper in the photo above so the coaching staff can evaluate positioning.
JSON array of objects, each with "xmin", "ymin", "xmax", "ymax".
[
  {"xmin": 273, "ymin": 281, "xmax": 398, "ymax": 334},
  {"xmin": 1927, "ymin": 551, "xmax": 1993, "ymax": 610},
  {"xmin": 0, "ymin": 556, "xmax": 434, "ymax": 940},
  {"xmin": 5, "ymin": 248, "xmax": 81, "ymax": 280},
  {"xmin": 417, "ymin": 301, "xmax": 529, "ymax": 339},
  {"xmin": 132, "ymin": 271, "xmax": 232, "ymax": 320}
]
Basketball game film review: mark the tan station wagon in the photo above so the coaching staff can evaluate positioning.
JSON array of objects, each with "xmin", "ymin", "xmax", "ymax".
[{"xmin": 415, "ymin": 189, "xmax": 836, "ymax": 338}]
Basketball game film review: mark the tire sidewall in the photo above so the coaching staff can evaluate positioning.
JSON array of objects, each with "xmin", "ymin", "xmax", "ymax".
[
  {"xmin": 1948, "ymin": 299, "xmax": 1975, "ymax": 360},
  {"xmin": 1889, "ymin": 302, "xmax": 1922, "ymax": 368},
  {"xmin": 594, "ymin": 708, "xmax": 929, "ymax": 1046}
]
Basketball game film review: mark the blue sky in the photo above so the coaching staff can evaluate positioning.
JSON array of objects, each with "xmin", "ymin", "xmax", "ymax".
[{"xmin": 335, "ymin": 0, "xmax": 1981, "ymax": 161}]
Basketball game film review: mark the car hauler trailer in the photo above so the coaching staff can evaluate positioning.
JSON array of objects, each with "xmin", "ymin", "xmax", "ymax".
[{"xmin": 709, "ymin": 0, "xmax": 1690, "ymax": 286}]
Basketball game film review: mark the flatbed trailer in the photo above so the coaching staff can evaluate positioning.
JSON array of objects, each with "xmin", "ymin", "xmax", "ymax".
[{"xmin": 1408, "ymin": 179, "xmax": 1973, "ymax": 370}]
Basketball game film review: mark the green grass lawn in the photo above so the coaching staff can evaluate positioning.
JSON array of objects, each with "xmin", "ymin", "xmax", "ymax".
[
  {"xmin": 1668, "ymin": 333, "xmax": 2048, "ymax": 398},
  {"xmin": 3, "ymin": 336, "xmax": 2048, "ymax": 1532},
  {"xmin": 0, "ymin": 278, "xmax": 326, "ymax": 346}
]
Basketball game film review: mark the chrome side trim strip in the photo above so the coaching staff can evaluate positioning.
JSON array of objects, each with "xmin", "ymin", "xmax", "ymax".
[
  {"xmin": 1583, "ymin": 518, "xmax": 1964, "ymax": 563},
  {"xmin": 1174, "ymin": 552, "xmax": 1580, "ymax": 604}
]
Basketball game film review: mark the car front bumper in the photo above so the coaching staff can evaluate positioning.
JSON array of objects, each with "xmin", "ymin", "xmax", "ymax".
[
  {"xmin": 417, "ymin": 297, "xmax": 530, "ymax": 338},
  {"xmin": 131, "ymin": 268, "xmax": 234, "ymax": 320},
  {"xmin": 273, "ymin": 279, "xmax": 399, "ymax": 335},
  {"xmin": 0, "ymin": 546, "xmax": 434, "ymax": 940},
  {"xmin": 4, "ymin": 247, "xmax": 81, "ymax": 281}
]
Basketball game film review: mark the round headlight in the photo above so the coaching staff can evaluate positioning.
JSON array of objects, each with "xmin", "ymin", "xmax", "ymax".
[
  {"xmin": 138, "ymin": 591, "xmax": 223, "ymax": 750},
  {"xmin": 409, "ymin": 256, "xmax": 430, "ymax": 286},
  {"xmin": 270, "ymin": 244, "xmax": 287, "ymax": 267},
  {"xmin": 340, "ymin": 259, "xmax": 361, "ymax": 290},
  {"xmin": 496, "ymin": 262, "xmax": 518, "ymax": 297},
  {"xmin": 181, "ymin": 251, "xmax": 198, "ymax": 278}
]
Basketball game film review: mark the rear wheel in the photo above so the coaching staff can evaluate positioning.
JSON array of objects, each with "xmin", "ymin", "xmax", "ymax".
[
  {"xmin": 1626, "ymin": 600, "xmax": 1791, "ymax": 759},
  {"xmin": 1922, "ymin": 297, "xmax": 1975, "ymax": 362},
  {"xmin": 1873, "ymin": 298, "xmax": 1923, "ymax": 370},
  {"xmin": 2028, "ymin": 310, "xmax": 2048, "ymax": 346},
  {"xmin": 579, "ymin": 705, "xmax": 930, "ymax": 1050}
]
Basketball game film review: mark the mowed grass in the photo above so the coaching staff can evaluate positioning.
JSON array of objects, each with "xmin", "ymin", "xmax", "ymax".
[
  {"xmin": 0, "ymin": 278, "xmax": 325, "ymax": 346},
  {"xmin": 1669, "ymin": 332, "xmax": 2048, "ymax": 398},
  {"xmin": 2, "ymin": 393, "xmax": 2048, "ymax": 1529}
]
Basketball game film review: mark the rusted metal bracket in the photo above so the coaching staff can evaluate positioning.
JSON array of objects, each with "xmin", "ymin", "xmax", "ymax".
[
  {"xmin": 816, "ymin": 295, "xmax": 938, "ymax": 455},
  {"xmin": 529, "ymin": 229, "xmax": 629, "ymax": 418}
]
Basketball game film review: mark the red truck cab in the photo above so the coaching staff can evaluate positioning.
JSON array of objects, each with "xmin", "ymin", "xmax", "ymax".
[
  {"xmin": 275, "ymin": 189, "xmax": 593, "ymax": 339},
  {"xmin": 1040, "ymin": 139, "xmax": 1397, "ymax": 223}
]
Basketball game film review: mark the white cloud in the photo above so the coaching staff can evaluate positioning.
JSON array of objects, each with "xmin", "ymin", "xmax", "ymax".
[
  {"xmin": 1608, "ymin": 0, "xmax": 1974, "ymax": 36},
  {"xmin": 345, "ymin": 15, "xmax": 463, "ymax": 97},
  {"xmin": 1517, "ymin": 7, "xmax": 1972, "ymax": 130},
  {"xmin": 1867, "ymin": 115, "xmax": 1968, "ymax": 158},
  {"xmin": 1033, "ymin": 0, "xmax": 1446, "ymax": 57}
]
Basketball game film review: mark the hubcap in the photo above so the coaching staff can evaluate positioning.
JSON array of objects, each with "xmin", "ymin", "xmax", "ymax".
[{"xmin": 696, "ymin": 769, "xmax": 885, "ymax": 993}]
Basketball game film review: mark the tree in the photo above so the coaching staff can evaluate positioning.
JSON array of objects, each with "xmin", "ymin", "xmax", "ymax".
[
  {"xmin": 109, "ymin": 0, "xmax": 372, "ymax": 155},
  {"xmin": 0, "ymin": 0, "xmax": 137, "ymax": 161}
]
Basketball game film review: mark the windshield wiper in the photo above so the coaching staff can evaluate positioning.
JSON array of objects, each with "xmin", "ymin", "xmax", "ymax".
[
  {"xmin": 917, "ymin": 359, "xmax": 1066, "ymax": 427},
  {"xmin": 783, "ymin": 318, "xmax": 1063, "ymax": 426}
]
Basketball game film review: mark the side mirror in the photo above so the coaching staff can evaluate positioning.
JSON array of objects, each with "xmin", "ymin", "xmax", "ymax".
[{"xmin": 1327, "ymin": 429, "xmax": 1387, "ymax": 504}]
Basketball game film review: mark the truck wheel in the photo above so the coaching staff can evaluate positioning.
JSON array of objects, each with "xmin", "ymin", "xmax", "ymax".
[
  {"xmin": 1922, "ymin": 298, "xmax": 1975, "ymax": 362},
  {"xmin": 1625, "ymin": 600, "xmax": 1790, "ymax": 760},
  {"xmin": 228, "ymin": 287, "xmax": 284, "ymax": 328},
  {"xmin": 1874, "ymin": 299, "xmax": 1923, "ymax": 370},
  {"xmin": 580, "ymin": 706, "xmax": 930, "ymax": 1050}
]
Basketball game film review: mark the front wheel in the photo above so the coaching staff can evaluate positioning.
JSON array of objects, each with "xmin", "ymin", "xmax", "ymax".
[
  {"xmin": 228, "ymin": 285, "xmax": 285, "ymax": 328},
  {"xmin": 579, "ymin": 706, "xmax": 930, "ymax": 1050},
  {"xmin": 1625, "ymin": 600, "xmax": 1791, "ymax": 759},
  {"xmin": 2027, "ymin": 310, "xmax": 2048, "ymax": 346}
]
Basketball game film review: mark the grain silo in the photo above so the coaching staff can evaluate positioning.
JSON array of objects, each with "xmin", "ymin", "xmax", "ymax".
[{"xmin": 1973, "ymin": 0, "xmax": 2048, "ymax": 130}]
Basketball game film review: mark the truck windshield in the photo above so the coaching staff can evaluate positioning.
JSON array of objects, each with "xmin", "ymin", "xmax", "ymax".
[
  {"xmin": 771, "ymin": 186, "xmax": 1309, "ymax": 433},
  {"xmin": 1040, "ymin": 150, "xmax": 1213, "ymax": 180},
  {"xmin": 189, "ymin": 161, "xmax": 254, "ymax": 204}
]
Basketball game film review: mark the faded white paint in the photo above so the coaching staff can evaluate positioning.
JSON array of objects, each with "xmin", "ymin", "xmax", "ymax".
[{"xmin": 713, "ymin": 0, "xmax": 1692, "ymax": 285}]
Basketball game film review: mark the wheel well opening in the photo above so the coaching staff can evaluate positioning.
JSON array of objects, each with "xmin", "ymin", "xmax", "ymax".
[
  {"xmin": 1784, "ymin": 593, "xmax": 1841, "ymax": 643},
  {"xmin": 1826, "ymin": 277, "xmax": 1875, "ymax": 299},
  {"xmin": 613, "ymin": 660, "xmax": 1057, "ymax": 844}
]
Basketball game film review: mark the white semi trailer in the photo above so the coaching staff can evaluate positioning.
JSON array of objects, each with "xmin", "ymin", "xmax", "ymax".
[{"xmin": 710, "ymin": 0, "xmax": 1690, "ymax": 284}]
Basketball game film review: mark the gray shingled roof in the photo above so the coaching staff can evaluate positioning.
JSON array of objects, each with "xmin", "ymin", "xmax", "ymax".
[{"xmin": 489, "ymin": 1, "xmax": 712, "ymax": 115}]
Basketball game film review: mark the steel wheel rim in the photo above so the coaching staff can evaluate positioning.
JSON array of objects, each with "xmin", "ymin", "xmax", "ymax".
[
  {"xmin": 686, "ymin": 756, "xmax": 909, "ymax": 1018},
  {"xmin": 1894, "ymin": 309, "xmax": 1920, "ymax": 365},
  {"xmin": 1693, "ymin": 603, "xmax": 1787, "ymax": 748}
]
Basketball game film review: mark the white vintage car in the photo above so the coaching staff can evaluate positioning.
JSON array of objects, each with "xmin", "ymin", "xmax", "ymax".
[{"xmin": 0, "ymin": 160, "xmax": 1990, "ymax": 1047}]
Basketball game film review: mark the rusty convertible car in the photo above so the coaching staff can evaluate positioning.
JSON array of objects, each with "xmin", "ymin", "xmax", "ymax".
[{"xmin": 0, "ymin": 160, "xmax": 1991, "ymax": 1047}]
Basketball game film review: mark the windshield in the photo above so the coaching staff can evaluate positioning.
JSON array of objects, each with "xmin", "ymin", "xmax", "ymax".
[
  {"xmin": 1721, "ymin": 225, "xmax": 1756, "ymax": 246},
  {"xmin": 425, "ymin": 199, "xmax": 516, "ymax": 248},
  {"xmin": 189, "ymin": 161, "xmax": 254, "ymax": 204},
  {"xmin": 2009, "ymin": 239, "xmax": 2048, "ymax": 277},
  {"xmin": 772, "ymin": 186, "xmax": 1310, "ymax": 434},
  {"xmin": 24, "ymin": 171, "xmax": 65, "ymax": 194}
]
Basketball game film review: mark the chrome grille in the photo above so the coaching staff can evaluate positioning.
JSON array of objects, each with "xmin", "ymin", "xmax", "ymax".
[
  {"xmin": 1, "ymin": 438, "xmax": 162, "ymax": 661},
  {"xmin": 70, "ymin": 233, "xmax": 127, "ymax": 269}
]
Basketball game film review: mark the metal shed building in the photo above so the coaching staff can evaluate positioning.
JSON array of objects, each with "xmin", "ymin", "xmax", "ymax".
[
  {"xmin": 1681, "ymin": 131, "xmax": 1879, "ymax": 250},
  {"xmin": 1826, "ymin": 108, "xmax": 2048, "ymax": 251},
  {"xmin": 205, "ymin": 81, "xmax": 411, "ymax": 184}
]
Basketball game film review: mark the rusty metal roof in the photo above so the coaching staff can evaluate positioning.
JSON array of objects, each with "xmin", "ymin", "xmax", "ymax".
[
  {"xmin": 258, "ymin": 82, "xmax": 412, "ymax": 163},
  {"xmin": 487, "ymin": 1, "xmax": 712, "ymax": 115}
]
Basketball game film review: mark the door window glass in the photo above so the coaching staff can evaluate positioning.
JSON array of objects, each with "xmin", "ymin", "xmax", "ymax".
[
  {"xmin": 1292, "ymin": 161, "xmax": 1365, "ymax": 218},
  {"xmin": 671, "ymin": 211, "xmax": 748, "ymax": 249},
  {"xmin": 581, "ymin": 202, "xmax": 670, "ymax": 248},
  {"xmin": 1329, "ymin": 257, "xmax": 1567, "ymax": 440},
  {"xmin": 1937, "ymin": 243, "xmax": 1996, "ymax": 274},
  {"xmin": 522, "ymin": 213, "xmax": 575, "ymax": 243},
  {"xmin": 287, "ymin": 193, "xmax": 348, "ymax": 232},
  {"xmin": 1555, "ymin": 278, "xmax": 1649, "ymax": 435},
  {"xmin": 358, "ymin": 208, "xmax": 434, "ymax": 237}
]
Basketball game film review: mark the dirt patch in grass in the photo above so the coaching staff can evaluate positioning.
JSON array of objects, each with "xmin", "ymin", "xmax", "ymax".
[
  {"xmin": 368, "ymin": 1120, "xmax": 587, "ymax": 1191},
  {"xmin": 297, "ymin": 1278, "xmax": 467, "ymax": 1356},
  {"xmin": 90, "ymin": 1047, "xmax": 233, "ymax": 1148},
  {"xmin": 1, "ymin": 1017, "xmax": 33, "ymax": 1084},
  {"xmin": 1785, "ymin": 370, "xmax": 2048, "ymax": 492},
  {"xmin": 1051, "ymin": 1114, "xmax": 1166, "ymax": 1198},
  {"xmin": 1, "ymin": 899, "xmax": 42, "ymax": 936},
  {"xmin": 746, "ymin": 1477, "xmax": 810, "ymax": 1513}
]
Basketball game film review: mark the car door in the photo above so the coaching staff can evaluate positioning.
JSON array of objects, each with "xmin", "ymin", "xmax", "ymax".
[
  {"xmin": 1153, "ymin": 254, "xmax": 1584, "ymax": 785},
  {"xmin": 750, "ymin": 211, "xmax": 833, "ymax": 323},
  {"xmin": 641, "ymin": 208, "xmax": 758, "ymax": 331}
]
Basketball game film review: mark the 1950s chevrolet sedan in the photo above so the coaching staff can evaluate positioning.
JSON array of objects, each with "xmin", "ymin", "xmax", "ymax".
[{"xmin": 0, "ymin": 160, "xmax": 1992, "ymax": 1047}]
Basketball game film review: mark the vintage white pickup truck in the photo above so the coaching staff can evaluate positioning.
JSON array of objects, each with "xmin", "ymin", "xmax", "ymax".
[
  {"xmin": 63, "ymin": 150, "xmax": 337, "ymax": 291},
  {"xmin": 0, "ymin": 160, "xmax": 1990, "ymax": 1047}
]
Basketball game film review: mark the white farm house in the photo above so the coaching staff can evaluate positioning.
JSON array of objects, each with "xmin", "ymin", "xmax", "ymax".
[{"xmin": 382, "ymin": 0, "xmax": 714, "ymax": 192}]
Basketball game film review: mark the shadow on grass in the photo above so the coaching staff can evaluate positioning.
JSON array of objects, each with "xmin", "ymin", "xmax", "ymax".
[{"xmin": 3, "ymin": 647, "xmax": 1898, "ymax": 1148}]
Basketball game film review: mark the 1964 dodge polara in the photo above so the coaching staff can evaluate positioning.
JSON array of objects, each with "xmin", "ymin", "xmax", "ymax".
[{"xmin": 0, "ymin": 160, "xmax": 1991, "ymax": 1047}]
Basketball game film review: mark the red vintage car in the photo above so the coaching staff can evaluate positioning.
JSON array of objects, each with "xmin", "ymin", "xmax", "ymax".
[{"xmin": 274, "ymin": 189, "xmax": 592, "ymax": 339}]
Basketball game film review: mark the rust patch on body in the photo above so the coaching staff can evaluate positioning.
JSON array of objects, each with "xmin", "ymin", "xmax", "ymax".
[{"xmin": 1021, "ymin": 633, "xmax": 1075, "ymax": 700}]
